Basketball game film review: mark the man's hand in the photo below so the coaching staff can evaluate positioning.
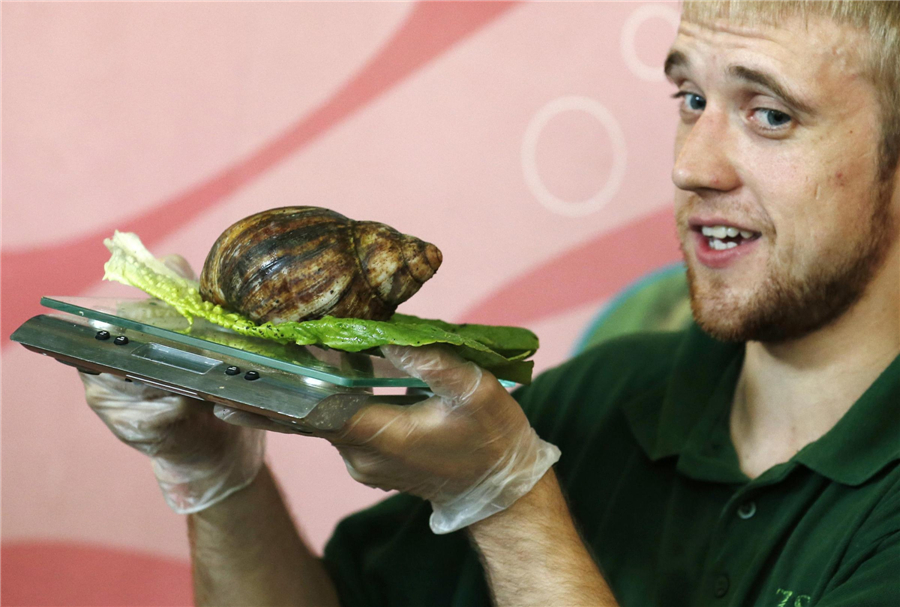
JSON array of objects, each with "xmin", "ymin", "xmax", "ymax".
[
  {"xmin": 321, "ymin": 346, "xmax": 617, "ymax": 605},
  {"xmin": 321, "ymin": 345, "xmax": 561, "ymax": 534},
  {"xmin": 82, "ymin": 373, "xmax": 265, "ymax": 513},
  {"xmin": 80, "ymin": 255, "xmax": 265, "ymax": 514}
]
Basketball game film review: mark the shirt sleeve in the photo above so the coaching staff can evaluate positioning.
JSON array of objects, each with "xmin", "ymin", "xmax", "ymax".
[
  {"xmin": 813, "ymin": 530, "xmax": 900, "ymax": 606},
  {"xmin": 814, "ymin": 481, "xmax": 900, "ymax": 607}
]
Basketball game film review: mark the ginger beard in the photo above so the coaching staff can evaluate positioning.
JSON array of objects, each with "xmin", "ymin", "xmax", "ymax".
[{"xmin": 677, "ymin": 180, "xmax": 896, "ymax": 344}]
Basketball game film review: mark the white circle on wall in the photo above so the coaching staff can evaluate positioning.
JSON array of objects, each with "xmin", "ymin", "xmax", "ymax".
[
  {"xmin": 522, "ymin": 96, "xmax": 627, "ymax": 218},
  {"xmin": 621, "ymin": 4, "xmax": 680, "ymax": 82}
]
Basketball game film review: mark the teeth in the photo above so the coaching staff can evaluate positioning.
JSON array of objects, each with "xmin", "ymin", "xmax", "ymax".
[
  {"xmin": 701, "ymin": 226, "xmax": 729, "ymax": 238},
  {"xmin": 707, "ymin": 238, "xmax": 740, "ymax": 251},
  {"xmin": 700, "ymin": 224, "xmax": 760, "ymax": 252},
  {"xmin": 701, "ymin": 224, "xmax": 757, "ymax": 239}
]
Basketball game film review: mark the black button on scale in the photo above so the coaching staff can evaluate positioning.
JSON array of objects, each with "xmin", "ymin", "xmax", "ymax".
[
  {"xmin": 95, "ymin": 330, "xmax": 111, "ymax": 341},
  {"xmin": 244, "ymin": 371, "xmax": 260, "ymax": 381},
  {"xmin": 225, "ymin": 366, "xmax": 241, "ymax": 376},
  {"xmin": 113, "ymin": 336, "xmax": 129, "ymax": 345}
]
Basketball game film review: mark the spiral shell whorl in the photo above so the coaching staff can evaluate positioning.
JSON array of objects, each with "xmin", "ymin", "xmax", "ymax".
[
  {"xmin": 199, "ymin": 206, "xmax": 441, "ymax": 324},
  {"xmin": 352, "ymin": 221, "xmax": 441, "ymax": 306},
  {"xmin": 400, "ymin": 233, "xmax": 443, "ymax": 284}
]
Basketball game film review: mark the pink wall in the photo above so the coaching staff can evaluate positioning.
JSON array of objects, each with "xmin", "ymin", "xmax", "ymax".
[{"xmin": 2, "ymin": 2, "xmax": 681, "ymax": 604}]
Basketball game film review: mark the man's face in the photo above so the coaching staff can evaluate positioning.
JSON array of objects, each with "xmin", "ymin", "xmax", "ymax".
[{"xmin": 667, "ymin": 15, "xmax": 897, "ymax": 343}]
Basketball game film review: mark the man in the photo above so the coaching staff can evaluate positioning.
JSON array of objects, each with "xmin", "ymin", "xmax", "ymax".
[{"xmin": 82, "ymin": 1, "xmax": 899, "ymax": 605}]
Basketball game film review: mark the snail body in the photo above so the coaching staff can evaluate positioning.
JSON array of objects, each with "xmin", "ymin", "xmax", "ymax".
[{"xmin": 199, "ymin": 206, "xmax": 442, "ymax": 324}]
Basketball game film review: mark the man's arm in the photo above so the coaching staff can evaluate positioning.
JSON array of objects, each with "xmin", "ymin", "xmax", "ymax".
[
  {"xmin": 320, "ymin": 345, "xmax": 611, "ymax": 603},
  {"xmin": 189, "ymin": 463, "xmax": 341, "ymax": 607},
  {"xmin": 468, "ymin": 469, "xmax": 619, "ymax": 607}
]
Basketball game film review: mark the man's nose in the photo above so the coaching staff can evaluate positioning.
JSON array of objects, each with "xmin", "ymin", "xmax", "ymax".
[{"xmin": 672, "ymin": 110, "xmax": 739, "ymax": 193}]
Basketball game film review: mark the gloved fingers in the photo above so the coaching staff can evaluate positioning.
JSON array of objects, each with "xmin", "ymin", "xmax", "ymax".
[
  {"xmin": 339, "ymin": 448, "xmax": 382, "ymax": 486},
  {"xmin": 329, "ymin": 402, "xmax": 412, "ymax": 446},
  {"xmin": 382, "ymin": 345, "xmax": 485, "ymax": 405},
  {"xmin": 338, "ymin": 446, "xmax": 408, "ymax": 492},
  {"xmin": 80, "ymin": 372, "xmax": 185, "ymax": 404},
  {"xmin": 331, "ymin": 381, "xmax": 521, "ymax": 459},
  {"xmin": 160, "ymin": 254, "xmax": 197, "ymax": 281},
  {"xmin": 78, "ymin": 368, "xmax": 269, "ymax": 516},
  {"xmin": 81, "ymin": 372, "xmax": 195, "ymax": 435},
  {"xmin": 93, "ymin": 396, "xmax": 187, "ymax": 445},
  {"xmin": 109, "ymin": 398, "xmax": 219, "ymax": 457},
  {"xmin": 330, "ymin": 395, "xmax": 456, "ymax": 448},
  {"xmin": 212, "ymin": 405, "xmax": 312, "ymax": 435},
  {"xmin": 79, "ymin": 372, "xmax": 239, "ymax": 460},
  {"xmin": 338, "ymin": 443, "xmax": 464, "ymax": 501}
]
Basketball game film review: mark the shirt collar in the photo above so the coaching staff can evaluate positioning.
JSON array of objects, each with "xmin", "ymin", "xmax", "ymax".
[
  {"xmin": 621, "ymin": 324, "xmax": 900, "ymax": 486},
  {"xmin": 622, "ymin": 323, "xmax": 744, "ymax": 472},
  {"xmin": 792, "ymin": 353, "xmax": 900, "ymax": 486}
]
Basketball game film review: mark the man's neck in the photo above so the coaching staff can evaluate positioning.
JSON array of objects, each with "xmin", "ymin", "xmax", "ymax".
[{"xmin": 729, "ymin": 250, "xmax": 900, "ymax": 480}]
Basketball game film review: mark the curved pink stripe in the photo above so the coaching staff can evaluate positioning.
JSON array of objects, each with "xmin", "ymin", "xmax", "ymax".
[
  {"xmin": 2, "ymin": 2, "xmax": 519, "ymax": 342},
  {"xmin": 2, "ymin": 541, "xmax": 191, "ymax": 606},
  {"xmin": 459, "ymin": 206, "xmax": 682, "ymax": 326}
]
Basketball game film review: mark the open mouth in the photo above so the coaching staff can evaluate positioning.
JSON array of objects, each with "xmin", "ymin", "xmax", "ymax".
[{"xmin": 693, "ymin": 224, "xmax": 762, "ymax": 250}]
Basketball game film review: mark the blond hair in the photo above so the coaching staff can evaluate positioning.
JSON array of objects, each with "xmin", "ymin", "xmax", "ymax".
[{"xmin": 682, "ymin": 1, "xmax": 900, "ymax": 182}]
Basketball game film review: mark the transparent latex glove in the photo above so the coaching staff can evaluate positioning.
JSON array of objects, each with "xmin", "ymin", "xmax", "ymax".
[
  {"xmin": 323, "ymin": 345, "xmax": 561, "ymax": 535},
  {"xmin": 78, "ymin": 255, "xmax": 265, "ymax": 514}
]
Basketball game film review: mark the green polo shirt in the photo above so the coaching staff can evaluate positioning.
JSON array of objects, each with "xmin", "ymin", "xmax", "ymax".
[{"xmin": 323, "ymin": 325, "xmax": 900, "ymax": 607}]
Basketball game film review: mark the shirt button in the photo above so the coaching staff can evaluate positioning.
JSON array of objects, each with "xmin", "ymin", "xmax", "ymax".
[
  {"xmin": 714, "ymin": 574, "xmax": 730, "ymax": 598},
  {"xmin": 737, "ymin": 501, "xmax": 757, "ymax": 519}
]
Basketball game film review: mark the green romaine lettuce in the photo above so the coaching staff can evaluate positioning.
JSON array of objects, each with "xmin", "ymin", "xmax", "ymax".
[{"xmin": 102, "ymin": 231, "xmax": 538, "ymax": 384}]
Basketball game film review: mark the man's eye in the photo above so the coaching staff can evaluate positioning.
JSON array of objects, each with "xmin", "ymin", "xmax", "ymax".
[
  {"xmin": 754, "ymin": 108, "xmax": 792, "ymax": 128},
  {"xmin": 673, "ymin": 91, "xmax": 706, "ymax": 112}
]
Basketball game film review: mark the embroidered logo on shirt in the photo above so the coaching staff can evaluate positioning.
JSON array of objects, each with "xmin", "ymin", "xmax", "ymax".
[{"xmin": 776, "ymin": 588, "xmax": 812, "ymax": 607}]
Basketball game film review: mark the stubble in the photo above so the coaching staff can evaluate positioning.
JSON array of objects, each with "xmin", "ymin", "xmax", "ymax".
[{"xmin": 680, "ymin": 180, "xmax": 896, "ymax": 343}]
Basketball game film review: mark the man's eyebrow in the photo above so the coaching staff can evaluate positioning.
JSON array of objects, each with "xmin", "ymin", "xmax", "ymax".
[
  {"xmin": 727, "ymin": 65, "xmax": 815, "ymax": 114},
  {"xmin": 664, "ymin": 50, "xmax": 688, "ymax": 79}
]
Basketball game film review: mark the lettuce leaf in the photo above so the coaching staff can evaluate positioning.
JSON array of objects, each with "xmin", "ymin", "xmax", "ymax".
[{"xmin": 102, "ymin": 231, "xmax": 538, "ymax": 384}]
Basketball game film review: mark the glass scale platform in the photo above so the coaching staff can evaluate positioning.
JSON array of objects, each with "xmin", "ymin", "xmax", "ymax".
[{"xmin": 11, "ymin": 297, "xmax": 438, "ymax": 433}]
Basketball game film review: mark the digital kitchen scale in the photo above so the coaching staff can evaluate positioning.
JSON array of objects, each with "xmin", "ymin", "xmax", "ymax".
[{"xmin": 11, "ymin": 297, "xmax": 447, "ymax": 434}]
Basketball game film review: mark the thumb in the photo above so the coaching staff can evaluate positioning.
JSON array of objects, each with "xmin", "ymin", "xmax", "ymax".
[{"xmin": 382, "ymin": 345, "xmax": 483, "ymax": 405}]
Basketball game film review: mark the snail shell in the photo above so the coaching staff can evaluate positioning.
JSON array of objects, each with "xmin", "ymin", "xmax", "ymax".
[{"xmin": 199, "ymin": 206, "xmax": 442, "ymax": 324}]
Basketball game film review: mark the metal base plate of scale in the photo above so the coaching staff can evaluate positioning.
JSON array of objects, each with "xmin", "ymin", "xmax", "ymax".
[{"xmin": 11, "ymin": 297, "xmax": 438, "ymax": 434}]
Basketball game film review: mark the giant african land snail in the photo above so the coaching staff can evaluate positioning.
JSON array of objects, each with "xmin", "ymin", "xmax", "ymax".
[{"xmin": 199, "ymin": 206, "xmax": 442, "ymax": 324}]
